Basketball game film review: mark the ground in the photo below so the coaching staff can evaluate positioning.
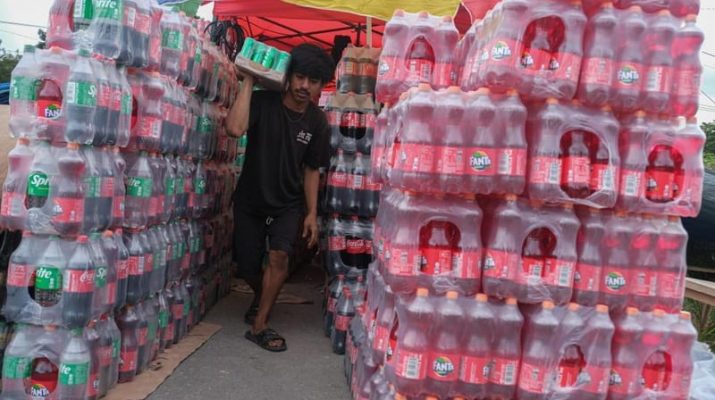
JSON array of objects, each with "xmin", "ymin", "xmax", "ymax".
[{"xmin": 148, "ymin": 264, "xmax": 352, "ymax": 400}]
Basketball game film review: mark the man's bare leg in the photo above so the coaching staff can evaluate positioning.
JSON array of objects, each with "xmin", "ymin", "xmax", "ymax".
[{"xmin": 253, "ymin": 250, "xmax": 290, "ymax": 345}]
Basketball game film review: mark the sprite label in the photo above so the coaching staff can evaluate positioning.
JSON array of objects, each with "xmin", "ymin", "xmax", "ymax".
[
  {"xmin": 162, "ymin": 30, "xmax": 184, "ymax": 50},
  {"xmin": 159, "ymin": 310, "xmax": 169, "ymax": 328},
  {"xmin": 35, "ymin": 266, "xmax": 62, "ymax": 290},
  {"xmin": 95, "ymin": 0, "xmax": 122, "ymax": 20},
  {"xmin": 27, "ymin": 171, "xmax": 50, "ymax": 197},
  {"xmin": 126, "ymin": 177, "xmax": 152, "ymax": 198},
  {"xmin": 121, "ymin": 93, "xmax": 132, "ymax": 115},
  {"xmin": 66, "ymin": 81, "xmax": 97, "ymax": 107},
  {"xmin": 3, "ymin": 356, "xmax": 32, "ymax": 379},
  {"xmin": 183, "ymin": 300, "xmax": 190, "ymax": 316},
  {"xmin": 59, "ymin": 362, "xmax": 89, "ymax": 385},
  {"xmin": 112, "ymin": 338, "xmax": 120, "ymax": 358},
  {"xmin": 94, "ymin": 265, "xmax": 107, "ymax": 288},
  {"xmin": 197, "ymin": 116, "xmax": 212, "ymax": 134},
  {"xmin": 10, "ymin": 76, "xmax": 39, "ymax": 101},
  {"xmin": 165, "ymin": 177, "xmax": 176, "ymax": 196},
  {"xmin": 194, "ymin": 178, "xmax": 206, "ymax": 195},
  {"xmin": 73, "ymin": 0, "xmax": 95, "ymax": 21},
  {"xmin": 85, "ymin": 176, "xmax": 101, "ymax": 198}
]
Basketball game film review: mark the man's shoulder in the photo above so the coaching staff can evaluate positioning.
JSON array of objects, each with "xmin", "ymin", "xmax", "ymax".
[{"xmin": 307, "ymin": 101, "xmax": 328, "ymax": 128}]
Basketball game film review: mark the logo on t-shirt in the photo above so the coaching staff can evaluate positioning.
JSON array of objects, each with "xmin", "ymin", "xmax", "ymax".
[{"xmin": 297, "ymin": 130, "xmax": 312, "ymax": 145}]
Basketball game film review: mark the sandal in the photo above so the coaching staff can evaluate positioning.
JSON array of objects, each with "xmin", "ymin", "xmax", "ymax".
[
  {"xmin": 244, "ymin": 305, "xmax": 259, "ymax": 325},
  {"xmin": 245, "ymin": 328, "xmax": 287, "ymax": 352}
]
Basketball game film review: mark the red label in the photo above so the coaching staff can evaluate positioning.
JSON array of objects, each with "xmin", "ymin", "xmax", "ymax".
[
  {"xmin": 165, "ymin": 322, "xmax": 175, "ymax": 341},
  {"xmin": 581, "ymin": 57, "xmax": 614, "ymax": 86},
  {"xmin": 135, "ymin": 13, "xmax": 151, "ymax": 35},
  {"xmin": 562, "ymin": 156, "xmax": 591, "ymax": 185},
  {"xmin": 341, "ymin": 112, "xmax": 360, "ymax": 128},
  {"xmin": 360, "ymin": 62, "xmax": 377, "ymax": 78},
  {"xmin": 633, "ymin": 268, "xmax": 658, "ymax": 297},
  {"xmin": 395, "ymin": 348, "xmax": 428, "ymax": 380},
  {"xmin": 646, "ymin": 169, "xmax": 675, "ymax": 202},
  {"xmin": 673, "ymin": 67, "xmax": 701, "ymax": 98},
  {"xmin": 137, "ymin": 116, "xmax": 161, "ymax": 138},
  {"xmin": 88, "ymin": 373, "xmax": 99, "ymax": 397},
  {"xmin": 111, "ymin": 87, "xmax": 122, "ymax": 112},
  {"xmin": 117, "ymin": 259, "xmax": 128, "ymax": 279},
  {"xmin": 144, "ymin": 254, "xmax": 153, "ymax": 272},
  {"xmin": 64, "ymin": 269, "xmax": 95, "ymax": 293},
  {"xmin": 127, "ymin": 256, "xmax": 144, "ymax": 276},
  {"xmin": 37, "ymin": 99, "xmax": 62, "ymax": 120},
  {"xmin": 364, "ymin": 175, "xmax": 382, "ymax": 191},
  {"xmin": 106, "ymin": 282, "xmax": 116, "ymax": 306},
  {"xmin": 433, "ymin": 62, "xmax": 453, "ymax": 87},
  {"xmin": 394, "ymin": 143, "xmax": 436, "ymax": 174},
  {"xmin": 645, "ymin": 65, "xmax": 673, "ymax": 94},
  {"xmin": 99, "ymin": 345, "xmax": 112, "ymax": 367},
  {"xmin": 120, "ymin": 349, "xmax": 138, "ymax": 372},
  {"xmin": 347, "ymin": 174, "xmax": 364, "ymax": 190},
  {"xmin": 113, "ymin": 195, "xmax": 125, "ymax": 218},
  {"xmin": 558, "ymin": 363, "xmax": 581, "ymax": 388},
  {"xmin": 549, "ymin": 53, "xmax": 582, "ymax": 82},
  {"xmin": 489, "ymin": 358, "xmax": 519, "ymax": 386},
  {"xmin": 579, "ymin": 365, "xmax": 611, "ymax": 394},
  {"xmin": 463, "ymin": 147, "xmax": 498, "ymax": 176},
  {"xmin": 334, "ymin": 314, "xmax": 350, "ymax": 332},
  {"xmin": 101, "ymin": 177, "xmax": 114, "ymax": 197},
  {"xmin": 363, "ymin": 114, "xmax": 376, "ymax": 130},
  {"xmin": 459, "ymin": 355, "xmax": 490, "ymax": 385},
  {"xmin": 338, "ymin": 59, "xmax": 357, "ymax": 76},
  {"xmin": 590, "ymin": 164, "xmax": 617, "ymax": 192},
  {"xmin": 428, "ymin": 352, "xmax": 460, "ymax": 382},
  {"xmin": 404, "ymin": 58, "xmax": 433, "ymax": 84},
  {"xmin": 346, "ymin": 238, "xmax": 365, "ymax": 255},
  {"xmin": 52, "ymin": 197, "xmax": 85, "ymax": 223},
  {"xmin": 421, "ymin": 247, "xmax": 453, "ymax": 275},
  {"xmin": 544, "ymin": 259, "xmax": 576, "ymax": 288},
  {"xmin": 328, "ymin": 172, "xmax": 347, "ymax": 188},
  {"xmin": 172, "ymin": 303, "xmax": 183, "ymax": 320},
  {"xmin": 486, "ymin": 38, "xmax": 519, "ymax": 65},
  {"xmin": 326, "ymin": 110, "xmax": 340, "ymax": 126},
  {"xmin": 373, "ymin": 325, "xmax": 389, "ymax": 352},
  {"xmin": 497, "ymin": 148, "xmax": 528, "ymax": 177},
  {"xmin": 658, "ymin": 269, "xmax": 684, "ymax": 300},
  {"xmin": 574, "ymin": 263, "xmax": 602, "ymax": 293},
  {"xmin": 98, "ymin": 83, "xmax": 111, "ymax": 108},
  {"xmin": 1, "ymin": 191, "xmax": 24, "ymax": 218},
  {"xmin": 137, "ymin": 326, "xmax": 148, "ymax": 346},
  {"xmin": 7, "ymin": 264, "xmax": 29, "ymax": 286},
  {"xmin": 482, "ymin": 249, "xmax": 518, "ymax": 280},
  {"xmin": 329, "ymin": 235, "xmax": 346, "ymax": 251},
  {"xmin": 609, "ymin": 367, "xmax": 642, "ymax": 394},
  {"xmin": 620, "ymin": 169, "xmax": 645, "ymax": 199},
  {"xmin": 530, "ymin": 156, "xmax": 562, "ymax": 185},
  {"xmin": 453, "ymin": 250, "xmax": 482, "ymax": 279},
  {"xmin": 518, "ymin": 362, "xmax": 550, "ymax": 394},
  {"xmin": 386, "ymin": 244, "xmax": 421, "ymax": 277},
  {"xmin": 520, "ymin": 47, "xmax": 550, "ymax": 75},
  {"xmin": 518, "ymin": 256, "xmax": 544, "ymax": 285}
]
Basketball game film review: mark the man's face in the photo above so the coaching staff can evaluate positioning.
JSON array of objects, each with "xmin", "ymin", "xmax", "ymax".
[{"xmin": 288, "ymin": 72, "xmax": 323, "ymax": 104}]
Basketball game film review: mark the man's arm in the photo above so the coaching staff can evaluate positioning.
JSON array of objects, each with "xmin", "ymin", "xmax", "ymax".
[
  {"xmin": 226, "ymin": 74, "xmax": 254, "ymax": 137},
  {"xmin": 302, "ymin": 166, "xmax": 320, "ymax": 248}
]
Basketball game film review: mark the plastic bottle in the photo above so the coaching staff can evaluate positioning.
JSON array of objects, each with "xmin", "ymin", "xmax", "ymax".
[
  {"xmin": 158, "ymin": 289, "xmax": 172, "ymax": 350},
  {"xmin": 34, "ymin": 235, "xmax": 65, "ymax": 308},
  {"xmin": 172, "ymin": 282, "xmax": 187, "ymax": 343},
  {"xmin": 40, "ymin": 47, "xmax": 71, "ymax": 143},
  {"xmin": 9, "ymin": 45, "xmax": 41, "ymax": 139},
  {"xmin": 561, "ymin": 130, "xmax": 592, "ymax": 199},
  {"xmin": 642, "ymin": 10, "xmax": 676, "ymax": 114},
  {"xmin": 458, "ymin": 294, "xmax": 492, "ymax": 398},
  {"xmin": 324, "ymin": 274, "xmax": 346, "ymax": 337},
  {"xmin": 111, "ymin": 147, "xmax": 126, "ymax": 228},
  {"xmin": 54, "ymin": 142, "xmax": 87, "ymax": 236},
  {"xmin": 84, "ymin": 321, "xmax": 101, "ymax": 400},
  {"xmin": 117, "ymin": 305, "xmax": 139, "ymax": 383},
  {"xmin": 482, "ymin": 195, "xmax": 521, "ymax": 299},
  {"xmin": 376, "ymin": 10, "xmax": 409, "ymax": 103},
  {"xmin": 618, "ymin": 112, "xmax": 649, "ymax": 210},
  {"xmin": 3, "ymin": 232, "xmax": 36, "ymax": 320},
  {"xmin": 65, "ymin": 49, "xmax": 97, "ymax": 144},
  {"xmin": 611, "ymin": 7, "xmax": 647, "ymax": 112},
  {"xmin": 132, "ymin": 0, "xmax": 152, "ymax": 68},
  {"xmin": 425, "ymin": 291, "xmax": 462, "ymax": 396},
  {"xmin": 63, "ymin": 235, "xmax": 95, "ymax": 328},
  {"xmin": 97, "ymin": 147, "xmax": 116, "ymax": 229},
  {"xmin": 327, "ymin": 149, "xmax": 350, "ymax": 214},
  {"xmin": 578, "ymin": 304, "xmax": 615, "ymax": 400},
  {"xmin": 669, "ymin": 311, "xmax": 697, "ymax": 398},
  {"xmin": 393, "ymin": 288, "xmax": 433, "ymax": 397},
  {"xmin": 609, "ymin": 307, "xmax": 644, "ymax": 399},
  {"xmin": 331, "ymin": 287, "xmax": 355, "ymax": 355},
  {"xmin": 517, "ymin": 300, "xmax": 559, "ymax": 400},
  {"xmin": 574, "ymin": 209, "xmax": 605, "ymax": 306},
  {"xmin": 480, "ymin": 0, "xmax": 529, "ymax": 92},
  {"xmin": 46, "ymin": 0, "xmax": 75, "ymax": 50},
  {"xmin": 495, "ymin": 89, "xmax": 528, "ymax": 195},
  {"xmin": 160, "ymin": 11, "xmax": 183, "ymax": 80},
  {"xmin": 671, "ymin": 17, "xmax": 703, "ymax": 118},
  {"xmin": 645, "ymin": 144, "xmax": 675, "ymax": 203},
  {"xmin": 138, "ymin": 230, "xmax": 154, "ymax": 299},
  {"xmin": 58, "ymin": 330, "xmax": 91, "ymax": 399},
  {"xmin": 25, "ymin": 140, "xmax": 57, "ymax": 216},
  {"xmin": 1, "ymin": 324, "xmax": 34, "ymax": 397},
  {"xmin": 578, "ymin": 2, "xmax": 618, "ymax": 107},
  {"xmin": 124, "ymin": 230, "xmax": 146, "ymax": 305},
  {"xmin": 91, "ymin": 231, "xmax": 116, "ymax": 315},
  {"xmin": 135, "ymin": 301, "xmax": 150, "ymax": 374},
  {"xmin": 125, "ymin": 151, "xmax": 153, "ymax": 229},
  {"xmin": 655, "ymin": 216, "xmax": 687, "ymax": 312},
  {"xmin": 432, "ymin": 16, "xmax": 458, "ymax": 89},
  {"xmin": 1, "ymin": 138, "xmax": 34, "ymax": 230},
  {"xmin": 92, "ymin": 57, "xmax": 112, "ymax": 146}
]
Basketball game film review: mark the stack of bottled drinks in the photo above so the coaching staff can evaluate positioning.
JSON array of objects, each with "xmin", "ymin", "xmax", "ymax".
[
  {"xmin": 348, "ymin": 1, "xmax": 704, "ymax": 399},
  {"xmin": 0, "ymin": 0, "xmax": 238, "ymax": 398},
  {"xmin": 322, "ymin": 47, "xmax": 381, "ymax": 355}
]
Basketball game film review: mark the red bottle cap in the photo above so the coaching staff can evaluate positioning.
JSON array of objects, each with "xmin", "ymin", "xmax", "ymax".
[
  {"xmin": 77, "ymin": 235, "xmax": 88, "ymax": 243},
  {"xmin": 505, "ymin": 194, "xmax": 517, "ymax": 201}
]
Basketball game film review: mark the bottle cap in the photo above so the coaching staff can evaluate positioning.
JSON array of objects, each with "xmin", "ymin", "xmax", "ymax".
[
  {"xmin": 568, "ymin": 303, "xmax": 580, "ymax": 311},
  {"xmin": 685, "ymin": 14, "xmax": 697, "ymax": 22},
  {"xmin": 50, "ymin": 46, "xmax": 62, "ymax": 54},
  {"xmin": 393, "ymin": 9, "xmax": 405, "ymax": 17},
  {"xmin": 475, "ymin": 87, "xmax": 490, "ymax": 95},
  {"xmin": 505, "ymin": 194, "xmax": 517, "ymax": 201},
  {"xmin": 653, "ymin": 309, "xmax": 666, "ymax": 317},
  {"xmin": 446, "ymin": 291, "xmax": 459, "ymax": 300},
  {"xmin": 67, "ymin": 142, "xmax": 81, "ymax": 150},
  {"xmin": 626, "ymin": 307, "xmax": 639, "ymax": 316},
  {"xmin": 77, "ymin": 235, "xmax": 88, "ymax": 243},
  {"xmin": 462, "ymin": 193, "xmax": 476, "ymax": 201},
  {"xmin": 628, "ymin": 5, "xmax": 643, "ymax": 12},
  {"xmin": 115, "ymin": 228, "xmax": 123, "ymax": 235},
  {"xmin": 680, "ymin": 311, "xmax": 692, "ymax": 320},
  {"xmin": 596, "ymin": 304, "xmax": 609, "ymax": 313},
  {"xmin": 602, "ymin": 2, "xmax": 614, "ymax": 8},
  {"xmin": 446, "ymin": 86, "xmax": 461, "ymax": 94},
  {"xmin": 395, "ymin": 394, "xmax": 407, "ymax": 400},
  {"xmin": 103, "ymin": 230, "xmax": 114, "ymax": 238},
  {"xmin": 416, "ymin": 288, "xmax": 429, "ymax": 297},
  {"xmin": 417, "ymin": 83, "xmax": 431, "ymax": 92},
  {"xmin": 546, "ymin": 98, "xmax": 559, "ymax": 105},
  {"xmin": 17, "ymin": 137, "xmax": 30, "ymax": 145},
  {"xmin": 476, "ymin": 293, "xmax": 488, "ymax": 302},
  {"xmin": 657, "ymin": 9, "xmax": 671, "ymax": 16},
  {"xmin": 441, "ymin": 15, "xmax": 453, "ymax": 23},
  {"xmin": 506, "ymin": 89, "xmax": 518, "ymax": 96},
  {"xmin": 601, "ymin": 105, "xmax": 612, "ymax": 112},
  {"xmin": 506, "ymin": 297, "xmax": 517, "ymax": 305},
  {"xmin": 634, "ymin": 110, "xmax": 646, "ymax": 117},
  {"xmin": 418, "ymin": 11, "xmax": 429, "ymax": 18},
  {"xmin": 542, "ymin": 300, "xmax": 555, "ymax": 309}
]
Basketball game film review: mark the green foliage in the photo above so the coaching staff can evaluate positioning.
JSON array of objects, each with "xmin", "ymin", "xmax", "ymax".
[
  {"xmin": 683, "ymin": 298, "xmax": 715, "ymax": 351},
  {"xmin": 0, "ymin": 54, "xmax": 20, "ymax": 83},
  {"xmin": 704, "ymin": 121, "xmax": 715, "ymax": 170}
]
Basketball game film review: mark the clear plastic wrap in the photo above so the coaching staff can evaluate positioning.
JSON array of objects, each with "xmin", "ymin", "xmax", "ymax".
[
  {"xmin": 325, "ymin": 93, "xmax": 377, "ymax": 156},
  {"xmin": 525, "ymin": 99, "xmax": 621, "ymax": 208},
  {"xmin": 376, "ymin": 11, "xmax": 459, "ymax": 104},
  {"xmin": 617, "ymin": 113, "xmax": 704, "ymax": 217},
  {"xmin": 126, "ymin": 70, "xmax": 164, "ymax": 153},
  {"xmin": 613, "ymin": 0, "xmax": 700, "ymax": 15},
  {"xmin": 326, "ymin": 150, "xmax": 381, "ymax": 218},
  {"xmin": 459, "ymin": 0, "xmax": 587, "ymax": 101},
  {"xmin": 481, "ymin": 195, "xmax": 580, "ymax": 304},
  {"xmin": 335, "ymin": 46, "xmax": 381, "ymax": 95},
  {"xmin": 376, "ymin": 189, "xmax": 483, "ymax": 296},
  {"xmin": 325, "ymin": 215, "xmax": 374, "ymax": 277},
  {"xmin": 234, "ymin": 39, "xmax": 292, "ymax": 92}
]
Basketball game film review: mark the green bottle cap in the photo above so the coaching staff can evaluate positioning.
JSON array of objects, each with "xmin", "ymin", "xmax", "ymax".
[{"xmin": 24, "ymin": 45, "xmax": 36, "ymax": 53}]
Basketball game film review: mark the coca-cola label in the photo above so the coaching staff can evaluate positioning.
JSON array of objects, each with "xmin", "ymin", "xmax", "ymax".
[
  {"xmin": 98, "ymin": 82, "xmax": 111, "ymax": 108},
  {"xmin": 144, "ymin": 253, "xmax": 153, "ymax": 272},
  {"xmin": 489, "ymin": 358, "xmax": 518, "ymax": 385},
  {"xmin": 581, "ymin": 57, "xmax": 614, "ymax": 86},
  {"xmin": 59, "ymin": 361, "xmax": 89, "ymax": 385},
  {"xmin": 326, "ymin": 110, "xmax": 340, "ymax": 126},
  {"xmin": 99, "ymin": 345, "xmax": 112, "ymax": 367},
  {"xmin": 329, "ymin": 171, "xmax": 348, "ymax": 188},
  {"xmin": 119, "ymin": 349, "xmax": 138, "ymax": 373},
  {"xmin": 64, "ymin": 269, "xmax": 95, "ymax": 293},
  {"xmin": 334, "ymin": 314, "xmax": 350, "ymax": 332},
  {"xmin": 459, "ymin": 355, "xmax": 490, "ymax": 385},
  {"xmin": 137, "ymin": 327, "xmax": 148, "ymax": 346},
  {"xmin": 645, "ymin": 169, "xmax": 675, "ymax": 202},
  {"xmin": 10, "ymin": 76, "xmax": 39, "ymax": 101},
  {"xmin": 329, "ymin": 235, "xmax": 346, "ymax": 251},
  {"xmin": 117, "ymin": 259, "xmax": 128, "ymax": 279},
  {"xmin": 373, "ymin": 325, "xmax": 389, "ymax": 352},
  {"xmin": 420, "ymin": 247, "xmax": 453, "ymax": 275},
  {"xmin": 530, "ymin": 156, "xmax": 562, "ymax": 185},
  {"xmin": 608, "ymin": 367, "xmax": 641, "ymax": 394},
  {"xmin": 562, "ymin": 156, "xmax": 591, "ymax": 185},
  {"xmin": 394, "ymin": 349, "xmax": 427, "ymax": 380},
  {"xmin": 137, "ymin": 116, "xmax": 162, "ymax": 138},
  {"xmin": 673, "ymin": 67, "xmax": 701, "ymax": 98},
  {"xmin": 338, "ymin": 59, "xmax": 357, "ymax": 76},
  {"xmin": 497, "ymin": 148, "xmax": 528, "ymax": 177},
  {"xmin": 518, "ymin": 362, "xmax": 550, "ymax": 393},
  {"xmin": 615, "ymin": 62, "xmax": 644, "ymax": 88},
  {"xmin": 162, "ymin": 29, "xmax": 184, "ymax": 50},
  {"xmin": 346, "ymin": 238, "xmax": 365, "ymax": 255},
  {"xmin": 52, "ymin": 197, "xmax": 84, "ymax": 223},
  {"xmin": 127, "ymin": 176, "xmax": 152, "ymax": 198},
  {"xmin": 35, "ymin": 265, "xmax": 62, "ymax": 290},
  {"xmin": 385, "ymin": 244, "xmax": 420, "ymax": 277},
  {"xmin": 66, "ymin": 81, "xmax": 97, "ymax": 107},
  {"xmin": 27, "ymin": 171, "xmax": 50, "ymax": 197},
  {"xmin": 7, "ymin": 264, "xmax": 30, "ymax": 287},
  {"xmin": 1, "ymin": 191, "xmax": 25, "ymax": 218},
  {"xmin": 428, "ymin": 353, "xmax": 459, "ymax": 382},
  {"xmin": 347, "ymin": 174, "xmax": 364, "ymax": 190},
  {"xmin": 2, "ymin": 356, "xmax": 31, "ymax": 379},
  {"xmin": 620, "ymin": 169, "xmax": 645, "ymax": 199},
  {"xmin": 127, "ymin": 256, "xmax": 144, "ymax": 276},
  {"xmin": 645, "ymin": 65, "xmax": 673, "ymax": 94},
  {"xmin": 574, "ymin": 262, "xmax": 602, "ymax": 292},
  {"xmin": 482, "ymin": 249, "xmax": 518, "ymax": 280},
  {"xmin": 590, "ymin": 164, "xmax": 617, "ymax": 192}
]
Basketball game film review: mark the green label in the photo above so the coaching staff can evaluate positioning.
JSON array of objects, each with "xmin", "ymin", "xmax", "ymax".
[
  {"xmin": 3, "ymin": 356, "xmax": 32, "ymax": 379},
  {"xmin": 73, "ymin": 0, "xmax": 95, "ymax": 20},
  {"xmin": 194, "ymin": 46, "xmax": 202, "ymax": 64},
  {"xmin": 67, "ymin": 81, "xmax": 97, "ymax": 107},
  {"xmin": 183, "ymin": 300, "xmax": 190, "ymax": 317},
  {"xmin": 59, "ymin": 362, "xmax": 89, "ymax": 385},
  {"xmin": 159, "ymin": 310, "xmax": 169, "ymax": 328},
  {"xmin": 27, "ymin": 171, "xmax": 50, "ymax": 197},
  {"xmin": 190, "ymin": 237, "xmax": 200, "ymax": 254},
  {"xmin": 193, "ymin": 178, "xmax": 206, "ymax": 195},
  {"xmin": 165, "ymin": 177, "xmax": 175, "ymax": 196},
  {"xmin": 85, "ymin": 176, "xmax": 101, "ymax": 198},
  {"xmin": 36, "ymin": 266, "xmax": 62, "ymax": 290},
  {"xmin": 94, "ymin": 265, "xmax": 107, "ymax": 288},
  {"xmin": 112, "ymin": 338, "xmax": 120, "ymax": 358},
  {"xmin": 10, "ymin": 76, "xmax": 39, "ymax": 101},
  {"xmin": 161, "ymin": 30, "xmax": 184, "ymax": 50},
  {"xmin": 127, "ymin": 177, "xmax": 152, "ymax": 198},
  {"xmin": 197, "ymin": 116, "xmax": 212, "ymax": 134},
  {"xmin": 96, "ymin": 0, "xmax": 122, "ymax": 20},
  {"xmin": 153, "ymin": 253, "xmax": 160, "ymax": 269},
  {"xmin": 121, "ymin": 93, "xmax": 132, "ymax": 115},
  {"xmin": 148, "ymin": 321, "xmax": 158, "ymax": 341},
  {"xmin": 175, "ymin": 178, "xmax": 185, "ymax": 194}
]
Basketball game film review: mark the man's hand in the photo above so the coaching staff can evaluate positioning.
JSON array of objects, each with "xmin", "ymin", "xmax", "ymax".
[{"xmin": 302, "ymin": 213, "xmax": 319, "ymax": 249}]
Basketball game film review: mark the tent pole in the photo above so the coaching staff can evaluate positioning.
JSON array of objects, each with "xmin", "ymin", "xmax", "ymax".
[{"xmin": 367, "ymin": 17, "xmax": 373, "ymax": 47}]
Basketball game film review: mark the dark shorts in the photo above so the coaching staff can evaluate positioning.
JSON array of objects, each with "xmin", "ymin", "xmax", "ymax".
[{"xmin": 233, "ymin": 204, "xmax": 303, "ymax": 279}]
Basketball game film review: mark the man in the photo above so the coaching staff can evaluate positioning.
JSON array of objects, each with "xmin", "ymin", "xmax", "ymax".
[{"xmin": 226, "ymin": 43, "xmax": 334, "ymax": 352}]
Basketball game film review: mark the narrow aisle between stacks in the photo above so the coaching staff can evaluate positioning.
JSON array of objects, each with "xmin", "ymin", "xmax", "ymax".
[{"xmin": 148, "ymin": 265, "xmax": 351, "ymax": 400}]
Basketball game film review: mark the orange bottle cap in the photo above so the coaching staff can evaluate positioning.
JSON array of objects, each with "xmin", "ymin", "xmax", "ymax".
[
  {"xmin": 505, "ymin": 194, "xmax": 518, "ymax": 201},
  {"xmin": 658, "ymin": 9, "xmax": 671, "ymax": 16},
  {"xmin": 626, "ymin": 307, "xmax": 639, "ymax": 316},
  {"xmin": 680, "ymin": 311, "xmax": 692, "ymax": 320},
  {"xmin": 568, "ymin": 302, "xmax": 580, "ymax": 311},
  {"xmin": 102, "ymin": 230, "xmax": 114, "ymax": 238},
  {"xmin": 546, "ymin": 98, "xmax": 559, "ymax": 105},
  {"xmin": 417, "ymin": 83, "xmax": 431, "ymax": 91},
  {"xmin": 67, "ymin": 142, "xmax": 80, "ymax": 150},
  {"xmin": 416, "ymin": 288, "xmax": 429, "ymax": 297},
  {"xmin": 653, "ymin": 309, "xmax": 666, "ymax": 317},
  {"xmin": 506, "ymin": 297, "xmax": 518, "ymax": 305},
  {"xmin": 446, "ymin": 291, "xmax": 459, "ymax": 300},
  {"xmin": 441, "ymin": 15, "xmax": 453, "ymax": 22},
  {"xmin": 685, "ymin": 14, "xmax": 697, "ymax": 22},
  {"xmin": 596, "ymin": 304, "xmax": 609, "ymax": 313},
  {"xmin": 447, "ymin": 86, "xmax": 462, "ymax": 94},
  {"xmin": 476, "ymin": 293, "xmax": 488, "ymax": 302},
  {"xmin": 506, "ymin": 89, "xmax": 519, "ymax": 96},
  {"xmin": 628, "ymin": 5, "xmax": 643, "ymax": 12},
  {"xmin": 475, "ymin": 87, "xmax": 490, "ymax": 95},
  {"xmin": 543, "ymin": 300, "xmax": 555, "ymax": 309},
  {"xmin": 418, "ymin": 11, "xmax": 430, "ymax": 18}
]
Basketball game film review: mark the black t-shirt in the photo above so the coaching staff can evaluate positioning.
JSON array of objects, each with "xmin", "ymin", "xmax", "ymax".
[{"xmin": 234, "ymin": 91, "xmax": 330, "ymax": 216}]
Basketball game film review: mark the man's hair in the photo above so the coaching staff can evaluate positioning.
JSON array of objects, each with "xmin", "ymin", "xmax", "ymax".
[{"xmin": 288, "ymin": 43, "xmax": 335, "ymax": 85}]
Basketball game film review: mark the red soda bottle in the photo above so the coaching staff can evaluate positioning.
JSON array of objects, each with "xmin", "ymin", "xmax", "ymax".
[
  {"xmin": 117, "ymin": 305, "xmax": 139, "ymax": 383},
  {"xmin": 630, "ymin": 215, "xmax": 658, "ymax": 311},
  {"xmin": 63, "ymin": 235, "xmax": 96, "ymax": 329},
  {"xmin": 481, "ymin": 0, "xmax": 529, "ymax": 92},
  {"xmin": 589, "ymin": 111, "xmax": 618, "ymax": 197},
  {"xmin": 482, "ymin": 195, "xmax": 521, "ymax": 299},
  {"xmin": 528, "ymin": 98, "xmax": 564, "ymax": 200},
  {"xmin": 520, "ymin": 17, "xmax": 552, "ymax": 85},
  {"xmin": 611, "ymin": 7, "xmax": 647, "ymax": 112},
  {"xmin": 655, "ymin": 216, "xmax": 687, "ymax": 312},
  {"xmin": 9, "ymin": 45, "xmax": 40, "ymax": 139},
  {"xmin": 324, "ymin": 274, "xmax": 346, "ymax": 337},
  {"xmin": 561, "ymin": 130, "xmax": 592, "ymax": 199},
  {"xmin": 464, "ymin": 88, "xmax": 497, "ymax": 194},
  {"xmin": 394, "ymin": 85, "xmax": 436, "ymax": 193},
  {"xmin": 453, "ymin": 194, "xmax": 483, "ymax": 296},
  {"xmin": 404, "ymin": 12, "xmax": 436, "ymax": 87},
  {"xmin": 673, "ymin": 117, "xmax": 705, "ymax": 213},
  {"xmin": 458, "ymin": 293, "xmax": 492, "ymax": 398},
  {"xmin": 600, "ymin": 212, "xmax": 632, "ymax": 311},
  {"xmin": 418, "ymin": 217, "xmax": 460, "ymax": 290},
  {"xmin": 1, "ymin": 138, "xmax": 33, "ymax": 230},
  {"xmin": 549, "ymin": 0, "xmax": 587, "ymax": 99},
  {"xmin": 53, "ymin": 142, "xmax": 86, "ymax": 236},
  {"xmin": 327, "ymin": 149, "xmax": 349, "ymax": 214},
  {"xmin": 28, "ymin": 354, "xmax": 60, "ymax": 399},
  {"xmin": 517, "ymin": 300, "xmax": 559, "ymax": 399},
  {"xmin": 574, "ymin": 208, "xmax": 605, "ymax": 306},
  {"xmin": 40, "ymin": 47, "xmax": 71, "ymax": 143},
  {"xmin": 372, "ymin": 286, "xmax": 396, "ymax": 363},
  {"xmin": 578, "ymin": 2, "xmax": 617, "ymax": 107},
  {"xmin": 487, "ymin": 297, "xmax": 523, "ymax": 398},
  {"xmin": 46, "ymin": 0, "xmax": 74, "ymax": 50},
  {"xmin": 645, "ymin": 144, "xmax": 675, "ymax": 203},
  {"xmin": 576, "ymin": 304, "xmax": 615, "ymax": 400},
  {"xmin": 642, "ymin": 10, "xmax": 676, "ymax": 114},
  {"xmin": 425, "ymin": 291, "xmax": 462, "ymax": 395},
  {"xmin": 670, "ymin": 0, "xmax": 700, "ymax": 17},
  {"xmin": 618, "ymin": 111, "xmax": 649, "ymax": 211},
  {"xmin": 671, "ymin": 17, "xmax": 703, "ymax": 118},
  {"xmin": 376, "ymin": 10, "xmax": 409, "ymax": 103},
  {"xmin": 668, "ymin": 311, "xmax": 696, "ymax": 399},
  {"xmin": 434, "ymin": 87, "xmax": 466, "ymax": 194},
  {"xmin": 393, "ymin": 288, "xmax": 433, "ymax": 397},
  {"xmin": 432, "ymin": 16, "xmax": 458, "ymax": 89},
  {"xmin": 65, "ymin": 49, "xmax": 98, "ymax": 144},
  {"xmin": 609, "ymin": 307, "xmax": 644, "ymax": 399},
  {"xmin": 495, "ymin": 89, "xmax": 528, "ymax": 195},
  {"xmin": 557, "ymin": 303, "xmax": 587, "ymax": 391},
  {"xmin": 641, "ymin": 309, "xmax": 672, "ymax": 393}
]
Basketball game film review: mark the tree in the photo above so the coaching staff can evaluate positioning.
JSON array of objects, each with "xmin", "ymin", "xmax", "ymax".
[
  {"xmin": 703, "ymin": 121, "xmax": 715, "ymax": 171},
  {"xmin": 0, "ymin": 53, "xmax": 20, "ymax": 83}
]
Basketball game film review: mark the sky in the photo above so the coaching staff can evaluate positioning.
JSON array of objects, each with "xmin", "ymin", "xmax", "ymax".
[{"xmin": 1, "ymin": 0, "xmax": 714, "ymax": 121}]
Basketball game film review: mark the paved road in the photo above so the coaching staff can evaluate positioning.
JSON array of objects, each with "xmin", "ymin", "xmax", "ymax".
[{"xmin": 148, "ymin": 265, "xmax": 351, "ymax": 400}]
